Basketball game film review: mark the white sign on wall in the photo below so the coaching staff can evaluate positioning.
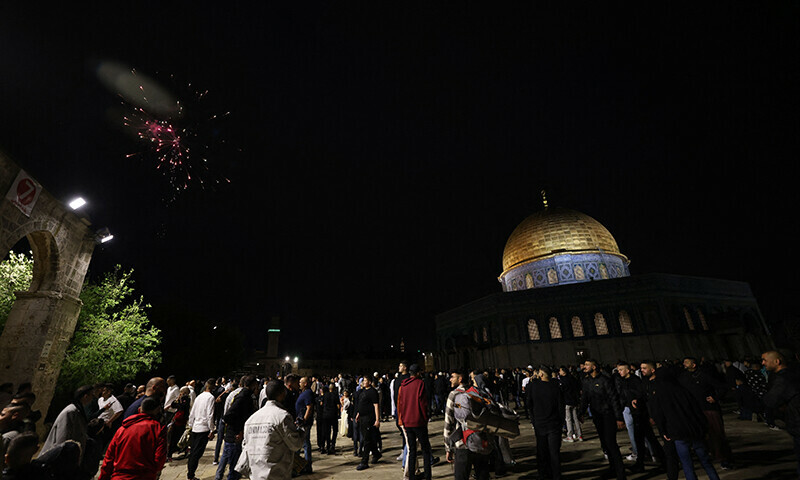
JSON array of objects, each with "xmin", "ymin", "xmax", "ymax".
[{"xmin": 5, "ymin": 170, "xmax": 42, "ymax": 217}]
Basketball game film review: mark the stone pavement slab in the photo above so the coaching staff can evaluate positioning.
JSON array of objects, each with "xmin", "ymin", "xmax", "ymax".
[{"xmin": 157, "ymin": 411, "xmax": 796, "ymax": 480}]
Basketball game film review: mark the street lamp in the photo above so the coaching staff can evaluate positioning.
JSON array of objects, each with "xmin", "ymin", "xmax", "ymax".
[{"xmin": 293, "ymin": 357, "xmax": 298, "ymax": 363}]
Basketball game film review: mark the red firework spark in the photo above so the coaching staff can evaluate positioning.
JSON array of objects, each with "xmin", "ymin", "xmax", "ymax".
[{"xmin": 122, "ymin": 69, "xmax": 230, "ymax": 197}]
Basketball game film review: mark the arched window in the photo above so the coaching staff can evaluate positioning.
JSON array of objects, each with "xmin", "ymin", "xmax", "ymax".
[
  {"xmin": 547, "ymin": 269, "xmax": 559, "ymax": 284},
  {"xmin": 527, "ymin": 319, "xmax": 541, "ymax": 341},
  {"xmin": 594, "ymin": 313, "xmax": 609, "ymax": 335},
  {"xmin": 482, "ymin": 326, "xmax": 489, "ymax": 343},
  {"xmin": 571, "ymin": 316, "xmax": 584, "ymax": 337},
  {"xmin": 549, "ymin": 317, "xmax": 562, "ymax": 339},
  {"xmin": 697, "ymin": 308, "xmax": 709, "ymax": 330},
  {"xmin": 525, "ymin": 273, "xmax": 534, "ymax": 289},
  {"xmin": 599, "ymin": 264, "xmax": 608, "ymax": 279},
  {"xmin": 619, "ymin": 310, "xmax": 633, "ymax": 334},
  {"xmin": 683, "ymin": 307, "xmax": 695, "ymax": 331}
]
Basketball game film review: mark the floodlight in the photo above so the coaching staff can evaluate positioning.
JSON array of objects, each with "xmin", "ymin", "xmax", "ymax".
[
  {"xmin": 95, "ymin": 227, "xmax": 114, "ymax": 244},
  {"xmin": 69, "ymin": 197, "xmax": 86, "ymax": 210},
  {"xmin": 294, "ymin": 357, "xmax": 298, "ymax": 363}
]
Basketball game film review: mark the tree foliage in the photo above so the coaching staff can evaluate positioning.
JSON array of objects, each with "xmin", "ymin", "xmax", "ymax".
[
  {"xmin": 0, "ymin": 251, "xmax": 34, "ymax": 333},
  {"xmin": 57, "ymin": 266, "xmax": 162, "ymax": 392}
]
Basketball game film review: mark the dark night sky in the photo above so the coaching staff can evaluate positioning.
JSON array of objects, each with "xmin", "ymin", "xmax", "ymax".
[{"xmin": 1, "ymin": 4, "xmax": 798, "ymax": 357}]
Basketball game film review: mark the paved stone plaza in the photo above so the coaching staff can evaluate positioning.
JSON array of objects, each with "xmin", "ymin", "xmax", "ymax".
[{"xmin": 158, "ymin": 409, "xmax": 797, "ymax": 480}]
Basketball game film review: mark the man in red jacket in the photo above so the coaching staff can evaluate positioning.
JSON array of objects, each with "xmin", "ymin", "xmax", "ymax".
[
  {"xmin": 397, "ymin": 364, "xmax": 432, "ymax": 480},
  {"xmin": 99, "ymin": 396, "xmax": 167, "ymax": 480}
]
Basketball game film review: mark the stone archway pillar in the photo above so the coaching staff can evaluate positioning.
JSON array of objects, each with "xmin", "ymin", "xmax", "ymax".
[{"xmin": 0, "ymin": 290, "xmax": 83, "ymax": 422}]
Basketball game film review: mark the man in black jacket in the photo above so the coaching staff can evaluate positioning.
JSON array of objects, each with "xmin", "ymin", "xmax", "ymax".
[
  {"xmin": 679, "ymin": 357, "xmax": 733, "ymax": 469},
  {"xmin": 762, "ymin": 349, "xmax": 800, "ymax": 477},
  {"xmin": 558, "ymin": 367, "xmax": 582, "ymax": 442},
  {"xmin": 649, "ymin": 368, "xmax": 720, "ymax": 480},
  {"xmin": 215, "ymin": 375, "xmax": 257, "ymax": 480},
  {"xmin": 640, "ymin": 361, "xmax": 678, "ymax": 480},
  {"xmin": 614, "ymin": 361, "xmax": 664, "ymax": 473},
  {"xmin": 580, "ymin": 359, "xmax": 626, "ymax": 480},
  {"xmin": 528, "ymin": 366, "xmax": 565, "ymax": 480}
]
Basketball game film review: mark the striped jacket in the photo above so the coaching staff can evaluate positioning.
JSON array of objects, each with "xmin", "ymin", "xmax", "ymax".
[{"xmin": 443, "ymin": 385, "xmax": 467, "ymax": 452}]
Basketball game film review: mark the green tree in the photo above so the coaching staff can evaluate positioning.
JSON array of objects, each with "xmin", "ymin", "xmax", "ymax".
[
  {"xmin": 0, "ymin": 250, "xmax": 34, "ymax": 333},
  {"xmin": 57, "ymin": 266, "xmax": 162, "ymax": 392}
]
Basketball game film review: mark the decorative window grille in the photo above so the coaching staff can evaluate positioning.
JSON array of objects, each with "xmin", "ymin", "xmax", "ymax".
[
  {"xmin": 594, "ymin": 313, "xmax": 609, "ymax": 335},
  {"xmin": 571, "ymin": 316, "xmax": 584, "ymax": 337},
  {"xmin": 619, "ymin": 310, "xmax": 633, "ymax": 334},
  {"xmin": 527, "ymin": 319, "xmax": 540, "ymax": 341},
  {"xmin": 549, "ymin": 317, "xmax": 562, "ymax": 339}
]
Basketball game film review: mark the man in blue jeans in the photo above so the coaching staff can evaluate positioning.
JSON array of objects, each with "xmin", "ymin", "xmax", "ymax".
[
  {"xmin": 295, "ymin": 377, "xmax": 316, "ymax": 475},
  {"xmin": 215, "ymin": 375, "xmax": 257, "ymax": 480},
  {"xmin": 650, "ymin": 368, "xmax": 719, "ymax": 480}
]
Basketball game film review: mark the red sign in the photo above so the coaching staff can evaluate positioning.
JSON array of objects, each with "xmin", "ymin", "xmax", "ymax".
[{"xmin": 5, "ymin": 170, "xmax": 42, "ymax": 217}]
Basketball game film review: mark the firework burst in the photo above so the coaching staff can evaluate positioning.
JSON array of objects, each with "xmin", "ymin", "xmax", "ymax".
[{"xmin": 120, "ymin": 69, "xmax": 231, "ymax": 201}]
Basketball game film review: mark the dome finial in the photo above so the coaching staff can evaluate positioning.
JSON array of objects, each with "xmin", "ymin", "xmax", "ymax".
[{"xmin": 541, "ymin": 190, "xmax": 549, "ymax": 209}]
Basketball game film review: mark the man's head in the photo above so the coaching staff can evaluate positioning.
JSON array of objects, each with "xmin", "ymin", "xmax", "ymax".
[
  {"xmin": 241, "ymin": 375, "xmax": 259, "ymax": 393},
  {"xmin": 101, "ymin": 384, "xmax": 114, "ymax": 399},
  {"xmin": 179, "ymin": 386, "xmax": 191, "ymax": 398},
  {"xmin": 450, "ymin": 369, "xmax": 469, "ymax": 388},
  {"xmin": 4, "ymin": 432, "xmax": 38, "ymax": 470},
  {"xmin": 167, "ymin": 375, "xmax": 177, "ymax": 387},
  {"xmin": 266, "ymin": 381, "xmax": 287, "ymax": 403},
  {"xmin": 145, "ymin": 377, "xmax": 167, "ymax": 400},
  {"xmin": 558, "ymin": 366, "xmax": 568, "ymax": 377},
  {"xmin": 616, "ymin": 361, "xmax": 631, "ymax": 378},
  {"xmin": 408, "ymin": 364, "xmax": 421, "ymax": 377},
  {"xmin": 139, "ymin": 396, "xmax": 162, "ymax": 419},
  {"xmin": 204, "ymin": 378, "xmax": 216, "ymax": 392},
  {"xmin": 640, "ymin": 360, "xmax": 657, "ymax": 379},
  {"xmin": 683, "ymin": 357, "xmax": 698, "ymax": 371},
  {"xmin": 299, "ymin": 377, "xmax": 309, "ymax": 391},
  {"xmin": 538, "ymin": 365, "xmax": 552, "ymax": 380},
  {"xmin": 399, "ymin": 362, "xmax": 408, "ymax": 374},
  {"xmin": 582, "ymin": 359, "xmax": 598, "ymax": 374},
  {"xmin": 123, "ymin": 383, "xmax": 135, "ymax": 395},
  {"xmin": 361, "ymin": 376, "xmax": 372, "ymax": 389},
  {"xmin": 136, "ymin": 385, "xmax": 146, "ymax": 397},
  {"xmin": 74, "ymin": 385, "xmax": 94, "ymax": 406},
  {"xmin": 10, "ymin": 392, "xmax": 35, "ymax": 409},
  {"xmin": 762, "ymin": 350, "xmax": 789, "ymax": 373}
]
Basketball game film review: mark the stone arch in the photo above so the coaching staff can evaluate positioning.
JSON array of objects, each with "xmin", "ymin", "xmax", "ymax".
[
  {"xmin": 0, "ymin": 155, "xmax": 95, "ymax": 425},
  {"xmin": 3, "ymin": 230, "xmax": 59, "ymax": 293}
]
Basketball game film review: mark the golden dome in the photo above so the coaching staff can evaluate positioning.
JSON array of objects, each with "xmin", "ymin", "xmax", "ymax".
[{"xmin": 501, "ymin": 207, "xmax": 627, "ymax": 274}]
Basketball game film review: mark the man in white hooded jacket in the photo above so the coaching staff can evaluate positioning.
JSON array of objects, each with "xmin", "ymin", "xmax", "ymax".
[{"xmin": 235, "ymin": 381, "xmax": 302, "ymax": 480}]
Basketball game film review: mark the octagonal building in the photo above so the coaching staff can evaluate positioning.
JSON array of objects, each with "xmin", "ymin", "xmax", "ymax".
[{"xmin": 434, "ymin": 202, "xmax": 774, "ymax": 370}]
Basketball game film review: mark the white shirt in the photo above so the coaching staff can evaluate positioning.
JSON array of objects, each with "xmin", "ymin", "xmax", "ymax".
[
  {"xmin": 235, "ymin": 400, "xmax": 302, "ymax": 480},
  {"xmin": 97, "ymin": 395, "xmax": 122, "ymax": 423},
  {"xmin": 164, "ymin": 385, "xmax": 180, "ymax": 411},
  {"xmin": 188, "ymin": 391, "xmax": 216, "ymax": 433},
  {"xmin": 258, "ymin": 386, "xmax": 267, "ymax": 408}
]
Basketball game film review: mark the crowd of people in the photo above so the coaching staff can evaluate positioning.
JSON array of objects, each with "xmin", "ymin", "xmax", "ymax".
[{"xmin": 1, "ymin": 349, "xmax": 799, "ymax": 480}]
